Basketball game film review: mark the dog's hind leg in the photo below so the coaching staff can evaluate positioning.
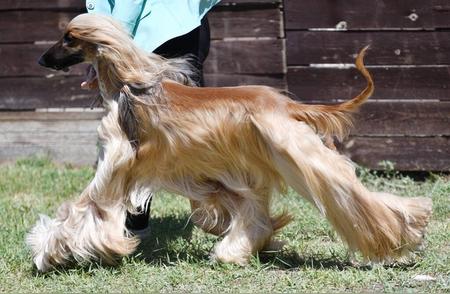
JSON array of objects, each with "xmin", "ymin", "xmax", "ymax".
[
  {"xmin": 190, "ymin": 196, "xmax": 291, "ymax": 239},
  {"xmin": 202, "ymin": 187, "xmax": 274, "ymax": 265},
  {"xmin": 253, "ymin": 115, "xmax": 432, "ymax": 262}
]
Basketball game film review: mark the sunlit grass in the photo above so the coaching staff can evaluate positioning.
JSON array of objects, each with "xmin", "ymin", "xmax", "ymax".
[{"xmin": 0, "ymin": 157, "xmax": 448, "ymax": 292}]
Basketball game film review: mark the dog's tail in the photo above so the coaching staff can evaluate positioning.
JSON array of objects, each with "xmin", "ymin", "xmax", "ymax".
[{"xmin": 287, "ymin": 46, "xmax": 374, "ymax": 141}]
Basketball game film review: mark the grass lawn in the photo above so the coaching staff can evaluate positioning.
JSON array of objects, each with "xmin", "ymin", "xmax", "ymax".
[{"xmin": 0, "ymin": 157, "xmax": 448, "ymax": 292}]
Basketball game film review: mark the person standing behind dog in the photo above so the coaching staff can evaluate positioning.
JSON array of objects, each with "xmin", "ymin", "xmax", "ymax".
[{"xmin": 82, "ymin": 0, "xmax": 221, "ymax": 236}]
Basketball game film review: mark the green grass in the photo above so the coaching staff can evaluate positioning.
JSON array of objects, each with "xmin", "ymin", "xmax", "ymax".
[{"xmin": 0, "ymin": 157, "xmax": 448, "ymax": 292}]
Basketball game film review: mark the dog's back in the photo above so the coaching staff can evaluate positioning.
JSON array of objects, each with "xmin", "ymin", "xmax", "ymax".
[{"xmin": 162, "ymin": 47, "xmax": 373, "ymax": 143}]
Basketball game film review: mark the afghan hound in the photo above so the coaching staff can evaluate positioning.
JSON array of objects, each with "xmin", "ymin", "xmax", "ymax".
[{"xmin": 28, "ymin": 13, "xmax": 432, "ymax": 272}]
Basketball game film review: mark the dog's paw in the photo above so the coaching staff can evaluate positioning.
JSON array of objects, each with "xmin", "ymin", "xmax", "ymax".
[
  {"xmin": 209, "ymin": 252, "xmax": 249, "ymax": 267},
  {"xmin": 26, "ymin": 214, "xmax": 71, "ymax": 272},
  {"xmin": 211, "ymin": 242, "xmax": 251, "ymax": 266},
  {"xmin": 26, "ymin": 214, "xmax": 59, "ymax": 272}
]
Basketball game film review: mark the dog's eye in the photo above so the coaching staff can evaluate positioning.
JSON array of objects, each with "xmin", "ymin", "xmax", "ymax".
[{"xmin": 63, "ymin": 33, "xmax": 74, "ymax": 45}]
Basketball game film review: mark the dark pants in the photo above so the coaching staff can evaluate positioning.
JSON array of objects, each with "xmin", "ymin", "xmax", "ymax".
[{"xmin": 125, "ymin": 17, "xmax": 211, "ymax": 231}]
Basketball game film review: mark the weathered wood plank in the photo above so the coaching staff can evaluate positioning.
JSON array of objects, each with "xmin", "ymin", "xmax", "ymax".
[
  {"xmin": 0, "ymin": 113, "xmax": 100, "ymax": 166},
  {"xmin": 0, "ymin": 11, "xmax": 77, "ymax": 43},
  {"xmin": 287, "ymin": 66, "xmax": 450, "ymax": 102},
  {"xmin": 0, "ymin": 9, "xmax": 281, "ymax": 43},
  {"xmin": 352, "ymin": 102, "xmax": 450, "ymax": 136},
  {"xmin": 0, "ymin": 44, "xmax": 85, "ymax": 77},
  {"xmin": 205, "ymin": 39, "xmax": 284, "ymax": 74},
  {"xmin": 204, "ymin": 73, "xmax": 286, "ymax": 88},
  {"xmin": 0, "ymin": 0, "xmax": 279, "ymax": 10},
  {"xmin": 209, "ymin": 8, "xmax": 282, "ymax": 39},
  {"xmin": 0, "ymin": 0, "xmax": 83, "ymax": 10},
  {"xmin": 0, "ymin": 39, "xmax": 284, "ymax": 77},
  {"xmin": 1, "ymin": 120, "xmax": 98, "ymax": 133},
  {"xmin": 0, "ymin": 73, "xmax": 286, "ymax": 110},
  {"xmin": 339, "ymin": 136, "xmax": 450, "ymax": 171},
  {"xmin": 3, "ymin": 92, "xmax": 446, "ymax": 137},
  {"xmin": 285, "ymin": 0, "xmax": 450, "ymax": 30},
  {"xmin": 0, "ymin": 76, "xmax": 92, "ymax": 109},
  {"xmin": 1, "ymin": 111, "xmax": 448, "ymax": 170},
  {"xmin": 0, "ymin": 111, "xmax": 104, "ymax": 121},
  {"xmin": 286, "ymin": 31, "xmax": 450, "ymax": 65},
  {"xmin": 220, "ymin": 0, "xmax": 281, "ymax": 4}
]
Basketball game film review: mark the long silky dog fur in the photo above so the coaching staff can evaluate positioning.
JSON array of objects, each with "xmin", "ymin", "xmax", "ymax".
[{"xmin": 27, "ymin": 14, "xmax": 432, "ymax": 272}]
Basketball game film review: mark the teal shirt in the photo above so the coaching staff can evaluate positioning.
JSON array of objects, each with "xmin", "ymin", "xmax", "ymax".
[{"xmin": 86, "ymin": 0, "xmax": 220, "ymax": 52}]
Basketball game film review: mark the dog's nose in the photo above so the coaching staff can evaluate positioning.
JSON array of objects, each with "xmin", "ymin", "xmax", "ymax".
[{"xmin": 38, "ymin": 55, "xmax": 48, "ymax": 67}]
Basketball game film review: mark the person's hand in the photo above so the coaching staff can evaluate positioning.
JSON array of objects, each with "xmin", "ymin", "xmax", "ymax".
[{"xmin": 81, "ymin": 65, "xmax": 99, "ymax": 90}]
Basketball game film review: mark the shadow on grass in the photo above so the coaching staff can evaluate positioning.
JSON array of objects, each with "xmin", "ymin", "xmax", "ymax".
[
  {"xmin": 131, "ymin": 215, "xmax": 365, "ymax": 270},
  {"xmin": 132, "ymin": 215, "xmax": 356, "ymax": 270},
  {"xmin": 129, "ymin": 214, "xmax": 420, "ymax": 271},
  {"xmin": 30, "ymin": 215, "xmax": 420, "ymax": 275},
  {"xmin": 132, "ymin": 215, "xmax": 210, "ymax": 265},
  {"xmin": 257, "ymin": 249, "xmax": 420, "ymax": 271},
  {"xmin": 258, "ymin": 250, "xmax": 368, "ymax": 271}
]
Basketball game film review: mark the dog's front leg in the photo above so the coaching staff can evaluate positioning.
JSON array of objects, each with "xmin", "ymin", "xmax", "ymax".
[{"xmin": 27, "ymin": 109, "xmax": 139, "ymax": 272}]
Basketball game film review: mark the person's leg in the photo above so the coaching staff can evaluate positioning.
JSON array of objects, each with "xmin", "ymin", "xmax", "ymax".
[
  {"xmin": 125, "ymin": 17, "xmax": 211, "ymax": 233},
  {"xmin": 125, "ymin": 200, "xmax": 152, "ymax": 231}
]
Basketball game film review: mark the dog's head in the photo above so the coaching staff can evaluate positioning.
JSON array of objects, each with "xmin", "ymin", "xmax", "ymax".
[
  {"xmin": 37, "ymin": 13, "xmax": 197, "ymax": 87},
  {"xmin": 38, "ymin": 32, "xmax": 88, "ymax": 71},
  {"xmin": 36, "ymin": 13, "xmax": 198, "ymax": 151},
  {"xmin": 37, "ymin": 13, "xmax": 132, "ymax": 71}
]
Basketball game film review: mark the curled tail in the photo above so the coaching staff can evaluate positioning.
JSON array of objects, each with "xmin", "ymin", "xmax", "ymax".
[
  {"xmin": 287, "ymin": 46, "xmax": 374, "ymax": 141},
  {"xmin": 338, "ymin": 46, "xmax": 374, "ymax": 111}
]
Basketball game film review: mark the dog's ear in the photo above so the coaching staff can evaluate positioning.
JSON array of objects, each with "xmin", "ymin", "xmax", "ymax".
[{"xmin": 117, "ymin": 85, "xmax": 139, "ymax": 150}]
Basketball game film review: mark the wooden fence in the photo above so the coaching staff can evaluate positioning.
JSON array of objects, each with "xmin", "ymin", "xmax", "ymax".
[
  {"xmin": 0, "ymin": 0, "xmax": 449, "ymax": 170},
  {"xmin": 284, "ymin": 0, "xmax": 450, "ymax": 171}
]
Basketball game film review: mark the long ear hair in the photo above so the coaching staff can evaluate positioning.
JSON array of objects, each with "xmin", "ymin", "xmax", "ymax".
[{"xmin": 68, "ymin": 14, "xmax": 198, "ymax": 88}]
